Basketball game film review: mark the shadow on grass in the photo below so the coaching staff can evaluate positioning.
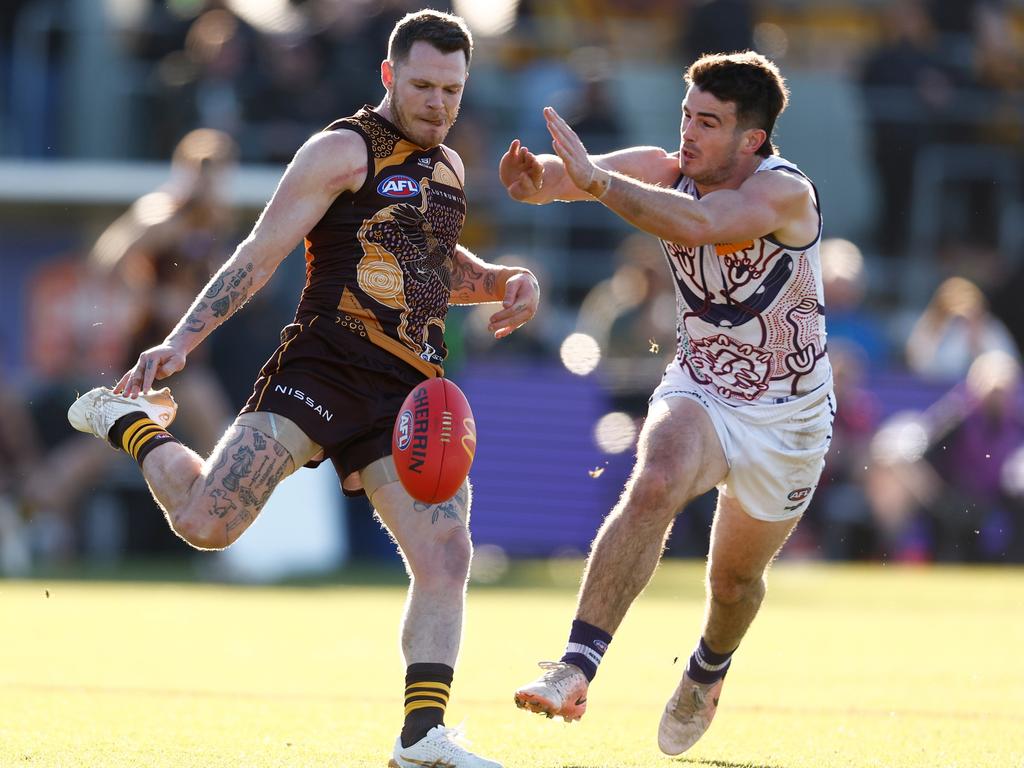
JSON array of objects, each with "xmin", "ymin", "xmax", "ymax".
[
  {"xmin": 561, "ymin": 761, "xmax": 785, "ymax": 768},
  {"xmin": 673, "ymin": 760, "xmax": 785, "ymax": 768}
]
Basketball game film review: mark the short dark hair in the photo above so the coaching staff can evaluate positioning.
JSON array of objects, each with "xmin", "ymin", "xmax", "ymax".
[
  {"xmin": 685, "ymin": 51, "xmax": 789, "ymax": 157},
  {"xmin": 388, "ymin": 10, "xmax": 473, "ymax": 68}
]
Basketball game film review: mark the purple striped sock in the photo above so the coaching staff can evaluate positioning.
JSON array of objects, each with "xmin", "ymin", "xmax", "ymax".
[
  {"xmin": 560, "ymin": 619, "xmax": 612, "ymax": 682},
  {"xmin": 685, "ymin": 637, "xmax": 735, "ymax": 684}
]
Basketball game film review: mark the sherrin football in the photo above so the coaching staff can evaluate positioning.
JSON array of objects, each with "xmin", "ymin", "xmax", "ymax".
[{"xmin": 392, "ymin": 377, "xmax": 477, "ymax": 504}]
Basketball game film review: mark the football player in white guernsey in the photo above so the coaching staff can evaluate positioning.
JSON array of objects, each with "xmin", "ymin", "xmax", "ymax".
[{"xmin": 501, "ymin": 51, "xmax": 835, "ymax": 755}]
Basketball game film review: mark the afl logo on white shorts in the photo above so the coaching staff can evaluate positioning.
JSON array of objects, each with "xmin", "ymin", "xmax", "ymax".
[
  {"xmin": 396, "ymin": 410, "xmax": 414, "ymax": 450},
  {"xmin": 787, "ymin": 487, "xmax": 812, "ymax": 502},
  {"xmin": 378, "ymin": 175, "xmax": 420, "ymax": 198}
]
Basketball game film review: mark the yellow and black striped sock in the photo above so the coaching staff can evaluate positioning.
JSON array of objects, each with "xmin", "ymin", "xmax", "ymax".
[
  {"xmin": 400, "ymin": 662, "xmax": 453, "ymax": 748},
  {"xmin": 109, "ymin": 412, "xmax": 179, "ymax": 466}
]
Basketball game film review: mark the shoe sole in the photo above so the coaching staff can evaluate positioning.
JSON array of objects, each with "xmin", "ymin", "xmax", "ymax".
[{"xmin": 513, "ymin": 691, "xmax": 585, "ymax": 722}]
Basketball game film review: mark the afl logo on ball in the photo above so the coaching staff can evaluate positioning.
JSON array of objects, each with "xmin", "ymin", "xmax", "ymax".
[
  {"xmin": 396, "ymin": 410, "xmax": 414, "ymax": 450},
  {"xmin": 378, "ymin": 175, "xmax": 420, "ymax": 198}
]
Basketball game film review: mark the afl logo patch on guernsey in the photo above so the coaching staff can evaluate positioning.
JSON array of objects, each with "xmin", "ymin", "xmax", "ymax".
[
  {"xmin": 378, "ymin": 175, "xmax": 420, "ymax": 198},
  {"xmin": 396, "ymin": 410, "xmax": 414, "ymax": 450}
]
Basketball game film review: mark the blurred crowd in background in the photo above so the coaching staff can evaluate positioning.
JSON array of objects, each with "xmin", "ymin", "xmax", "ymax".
[{"xmin": 0, "ymin": 0, "xmax": 1022, "ymax": 576}]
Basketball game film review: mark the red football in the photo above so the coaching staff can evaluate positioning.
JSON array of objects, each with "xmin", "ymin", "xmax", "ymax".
[{"xmin": 392, "ymin": 377, "xmax": 477, "ymax": 504}]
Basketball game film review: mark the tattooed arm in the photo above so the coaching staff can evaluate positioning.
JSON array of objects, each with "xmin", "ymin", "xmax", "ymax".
[
  {"xmin": 449, "ymin": 246, "xmax": 540, "ymax": 339},
  {"xmin": 115, "ymin": 128, "xmax": 369, "ymax": 398},
  {"xmin": 436, "ymin": 145, "xmax": 540, "ymax": 337}
]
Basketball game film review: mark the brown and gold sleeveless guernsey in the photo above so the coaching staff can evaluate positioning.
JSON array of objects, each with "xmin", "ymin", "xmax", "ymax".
[
  {"xmin": 240, "ymin": 108, "xmax": 467, "ymax": 491},
  {"xmin": 301, "ymin": 107, "xmax": 466, "ymax": 377}
]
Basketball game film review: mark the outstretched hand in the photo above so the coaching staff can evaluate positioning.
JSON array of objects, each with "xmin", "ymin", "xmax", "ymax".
[
  {"xmin": 114, "ymin": 343, "xmax": 187, "ymax": 399},
  {"xmin": 488, "ymin": 271, "xmax": 540, "ymax": 339},
  {"xmin": 499, "ymin": 139, "xmax": 544, "ymax": 201},
  {"xmin": 543, "ymin": 107, "xmax": 603, "ymax": 195}
]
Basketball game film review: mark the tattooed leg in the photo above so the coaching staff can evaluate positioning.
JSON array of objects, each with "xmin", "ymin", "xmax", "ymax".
[
  {"xmin": 365, "ymin": 476, "xmax": 473, "ymax": 666},
  {"xmin": 137, "ymin": 414, "xmax": 319, "ymax": 550}
]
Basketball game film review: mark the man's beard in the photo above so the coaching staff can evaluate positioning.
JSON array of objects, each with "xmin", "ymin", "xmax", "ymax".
[
  {"xmin": 390, "ymin": 93, "xmax": 456, "ymax": 148},
  {"xmin": 690, "ymin": 140, "xmax": 742, "ymax": 187}
]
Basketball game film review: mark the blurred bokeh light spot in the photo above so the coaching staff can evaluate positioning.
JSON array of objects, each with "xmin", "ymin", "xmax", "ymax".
[
  {"xmin": 469, "ymin": 544, "xmax": 509, "ymax": 584},
  {"xmin": 226, "ymin": 0, "xmax": 304, "ymax": 35},
  {"xmin": 753, "ymin": 22, "xmax": 789, "ymax": 59},
  {"xmin": 453, "ymin": 0, "xmax": 519, "ymax": 37},
  {"xmin": 870, "ymin": 412, "xmax": 930, "ymax": 465},
  {"xmin": 1002, "ymin": 446, "xmax": 1024, "ymax": 498},
  {"xmin": 560, "ymin": 333, "xmax": 601, "ymax": 376},
  {"xmin": 594, "ymin": 412, "xmax": 637, "ymax": 454}
]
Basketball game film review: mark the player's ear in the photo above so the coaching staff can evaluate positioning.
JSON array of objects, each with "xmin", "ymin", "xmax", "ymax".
[
  {"xmin": 745, "ymin": 128, "xmax": 767, "ymax": 155},
  {"xmin": 381, "ymin": 59, "xmax": 394, "ymax": 90}
]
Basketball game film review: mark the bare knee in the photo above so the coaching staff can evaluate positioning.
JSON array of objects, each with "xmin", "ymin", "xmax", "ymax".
[
  {"xmin": 172, "ymin": 511, "xmax": 226, "ymax": 550},
  {"xmin": 172, "ymin": 493, "xmax": 255, "ymax": 551},
  {"xmin": 408, "ymin": 527, "xmax": 473, "ymax": 589},
  {"xmin": 708, "ymin": 568, "xmax": 766, "ymax": 607},
  {"xmin": 620, "ymin": 464, "xmax": 692, "ymax": 525}
]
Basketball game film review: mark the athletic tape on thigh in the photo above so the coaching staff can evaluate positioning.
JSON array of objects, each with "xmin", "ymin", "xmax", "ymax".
[
  {"xmin": 234, "ymin": 412, "xmax": 320, "ymax": 466},
  {"xmin": 361, "ymin": 455, "xmax": 400, "ymax": 500}
]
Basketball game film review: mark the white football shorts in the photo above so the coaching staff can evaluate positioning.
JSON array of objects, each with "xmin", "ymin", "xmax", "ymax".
[{"xmin": 649, "ymin": 360, "xmax": 836, "ymax": 522}]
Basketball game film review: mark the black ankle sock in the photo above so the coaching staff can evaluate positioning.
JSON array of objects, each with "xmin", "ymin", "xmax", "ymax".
[
  {"xmin": 401, "ymin": 662, "xmax": 453, "ymax": 748},
  {"xmin": 108, "ymin": 412, "xmax": 179, "ymax": 466},
  {"xmin": 685, "ymin": 636, "xmax": 735, "ymax": 684},
  {"xmin": 560, "ymin": 619, "xmax": 613, "ymax": 682}
]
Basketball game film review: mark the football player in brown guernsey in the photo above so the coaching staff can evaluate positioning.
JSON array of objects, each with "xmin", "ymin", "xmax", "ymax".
[{"xmin": 67, "ymin": 11, "xmax": 535, "ymax": 768}]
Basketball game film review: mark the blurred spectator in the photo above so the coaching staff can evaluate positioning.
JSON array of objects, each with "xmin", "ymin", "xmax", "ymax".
[
  {"xmin": 867, "ymin": 350, "xmax": 1024, "ymax": 562},
  {"xmin": 20, "ymin": 129, "xmax": 240, "ymax": 562},
  {"xmin": 90, "ymin": 127, "xmax": 237, "ymax": 451},
  {"xmin": 926, "ymin": 350, "xmax": 1024, "ymax": 561},
  {"xmin": 988, "ymin": 256, "xmax": 1024, "ymax": 357},
  {"xmin": 820, "ymin": 238, "xmax": 890, "ymax": 365},
  {"xmin": 0, "ymin": 373, "xmax": 40, "ymax": 573},
  {"xmin": 461, "ymin": 253, "xmax": 560, "ymax": 365},
  {"xmin": 147, "ymin": 8, "xmax": 258, "ymax": 158},
  {"xmin": 905, "ymin": 276, "xmax": 1019, "ymax": 382},
  {"xmin": 315, "ymin": 0, "xmax": 411, "ymax": 111},
  {"xmin": 563, "ymin": 47, "xmax": 624, "ymax": 155},
  {"xmin": 860, "ymin": 0, "xmax": 954, "ymax": 259},
  {"xmin": 576, "ymin": 233, "xmax": 674, "ymax": 366},
  {"xmin": 866, "ymin": 408, "xmax": 941, "ymax": 561},
  {"xmin": 681, "ymin": 0, "xmax": 754, "ymax": 64},
  {"xmin": 803, "ymin": 341, "xmax": 881, "ymax": 560},
  {"xmin": 243, "ymin": 33, "xmax": 342, "ymax": 163}
]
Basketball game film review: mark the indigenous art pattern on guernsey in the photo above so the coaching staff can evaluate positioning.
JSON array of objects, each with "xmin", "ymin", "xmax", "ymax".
[
  {"xmin": 663, "ymin": 236, "xmax": 826, "ymax": 402},
  {"xmin": 355, "ymin": 167, "xmax": 464, "ymax": 365}
]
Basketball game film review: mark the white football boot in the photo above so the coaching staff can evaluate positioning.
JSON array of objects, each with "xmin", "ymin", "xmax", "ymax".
[
  {"xmin": 513, "ymin": 661, "xmax": 589, "ymax": 722},
  {"xmin": 657, "ymin": 672, "xmax": 725, "ymax": 755},
  {"xmin": 388, "ymin": 725, "xmax": 502, "ymax": 768},
  {"xmin": 68, "ymin": 386, "xmax": 177, "ymax": 443}
]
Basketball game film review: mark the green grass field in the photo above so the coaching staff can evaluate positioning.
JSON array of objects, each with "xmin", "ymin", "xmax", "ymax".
[{"xmin": 2, "ymin": 561, "xmax": 1023, "ymax": 767}]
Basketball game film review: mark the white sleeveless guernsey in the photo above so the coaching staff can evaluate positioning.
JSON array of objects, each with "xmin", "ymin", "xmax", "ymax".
[{"xmin": 659, "ymin": 155, "xmax": 832, "ymax": 405}]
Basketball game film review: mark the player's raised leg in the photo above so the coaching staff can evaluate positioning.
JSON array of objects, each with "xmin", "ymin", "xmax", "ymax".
[
  {"xmin": 68, "ymin": 386, "xmax": 319, "ymax": 549},
  {"xmin": 658, "ymin": 494, "xmax": 800, "ymax": 755},
  {"xmin": 514, "ymin": 396, "xmax": 728, "ymax": 721},
  {"xmin": 364, "ymin": 462, "xmax": 500, "ymax": 768}
]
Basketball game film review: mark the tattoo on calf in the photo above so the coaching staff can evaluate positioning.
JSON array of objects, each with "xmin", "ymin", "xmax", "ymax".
[
  {"xmin": 208, "ymin": 488, "xmax": 237, "ymax": 519},
  {"xmin": 225, "ymin": 509, "xmax": 254, "ymax": 535},
  {"xmin": 201, "ymin": 428, "xmax": 294, "ymax": 535},
  {"xmin": 223, "ymin": 444, "xmax": 256, "ymax": 492}
]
